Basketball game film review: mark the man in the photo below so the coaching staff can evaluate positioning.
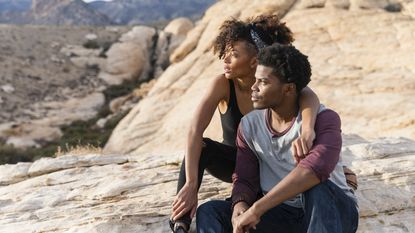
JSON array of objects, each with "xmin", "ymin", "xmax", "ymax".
[{"xmin": 196, "ymin": 44, "xmax": 358, "ymax": 233}]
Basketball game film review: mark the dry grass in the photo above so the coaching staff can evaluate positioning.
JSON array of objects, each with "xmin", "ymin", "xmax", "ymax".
[{"xmin": 55, "ymin": 143, "xmax": 103, "ymax": 157}]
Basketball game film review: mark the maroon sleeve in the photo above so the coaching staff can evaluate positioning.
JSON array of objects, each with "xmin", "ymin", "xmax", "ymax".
[
  {"xmin": 298, "ymin": 109, "xmax": 342, "ymax": 181},
  {"xmin": 231, "ymin": 124, "xmax": 260, "ymax": 210}
]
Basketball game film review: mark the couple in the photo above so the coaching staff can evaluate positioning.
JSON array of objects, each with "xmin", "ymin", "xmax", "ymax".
[{"xmin": 170, "ymin": 15, "xmax": 359, "ymax": 233}]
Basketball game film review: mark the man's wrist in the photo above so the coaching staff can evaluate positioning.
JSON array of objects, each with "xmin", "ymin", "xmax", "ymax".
[
  {"xmin": 231, "ymin": 198, "xmax": 248, "ymax": 212},
  {"xmin": 251, "ymin": 202, "xmax": 266, "ymax": 218}
]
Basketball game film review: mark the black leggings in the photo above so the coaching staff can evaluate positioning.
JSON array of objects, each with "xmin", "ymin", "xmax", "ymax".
[{"xmin": 176, "ymin": 138, "xmax": 237, "ymax": 225}]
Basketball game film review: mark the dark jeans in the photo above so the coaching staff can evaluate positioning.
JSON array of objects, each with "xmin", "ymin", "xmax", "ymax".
[
  {"xmin": 196, "ymin": 180, "xmax": 359, "ymax": 233},
  {"xmin": 175, "ymin": 138, "xmax": 237, "ymax": 226}
]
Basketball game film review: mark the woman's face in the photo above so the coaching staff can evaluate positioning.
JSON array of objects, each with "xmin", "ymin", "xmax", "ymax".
[{"xmin": 223, "ymin": 40, "xmax": 257, "ymax": 79}]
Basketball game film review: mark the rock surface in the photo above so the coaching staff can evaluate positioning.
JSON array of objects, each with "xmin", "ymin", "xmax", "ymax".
[
  {"xmin": 105, "ymin": 0, "xmax": 415, "ymax": 155},
  {"xmin": 1, "ymin": 135, "xmax": 414, "ymax": 232}
]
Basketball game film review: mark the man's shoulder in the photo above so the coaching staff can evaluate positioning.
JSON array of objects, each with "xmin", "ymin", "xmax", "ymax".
[
  {"xmin": 241, "ymin": 109, "xmax": 266, "ymax": 124},
  {"xmin": 240, "ymin": 109, "xmax": 267, "ymax": 135},
  {"xmin": 316, "ymin": 108, "xmax": 341, "ymax": 128}
]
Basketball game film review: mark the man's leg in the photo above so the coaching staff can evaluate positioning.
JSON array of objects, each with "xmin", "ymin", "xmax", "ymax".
[
  {"xmin": 196, "ymin": 200, "xmax": 233, "ymax": 233},
  {"xmin": 251, "ymin": 203, "xmax": 305, "ymax": 233},
  {"xmin": 304, "ymin": 180, "xmax": 359, "ymax": 233}
]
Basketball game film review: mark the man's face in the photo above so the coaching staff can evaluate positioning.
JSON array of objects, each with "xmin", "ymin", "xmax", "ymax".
[{"xmin": 251, "ymin": 65, "xmax": 288, "ymax": 109}]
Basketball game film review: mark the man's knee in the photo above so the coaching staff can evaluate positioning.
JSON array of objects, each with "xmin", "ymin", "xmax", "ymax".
[
  {"xmin": 305, "ymin": 180, "xmax": 335, "ymax": 201},
  {"xmin": 196, "ymin": 200, "xmax": 221, "ymax": 220}
]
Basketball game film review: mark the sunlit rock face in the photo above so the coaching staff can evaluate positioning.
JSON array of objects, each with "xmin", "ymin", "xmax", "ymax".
[
  {"xmin": 1, "ymin": 135, "xmax": 414, "ymax": 232},
  {"xmin": 105, "ymin": 0, "xmax": 415, "ymax": 155}
]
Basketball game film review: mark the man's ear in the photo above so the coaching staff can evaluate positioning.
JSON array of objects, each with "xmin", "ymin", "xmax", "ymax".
[{"xmin": 284, "ymin": 83, "xmax": 297, "ymax": 95}]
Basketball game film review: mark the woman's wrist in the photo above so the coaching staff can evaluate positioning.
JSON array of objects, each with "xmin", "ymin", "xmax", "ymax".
[{"xmin": 186, "ymin": 180, "xmax": 198, "ymax": 189}]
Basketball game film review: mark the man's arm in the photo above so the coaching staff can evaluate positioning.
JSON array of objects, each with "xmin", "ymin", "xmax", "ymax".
[
  {"xmin": 231, "ymin": 124, "xmax": 260, "ymax": 209},
  {"xmin": 233, "ymin": 110, "xmax": 342, "ymax": 233}
]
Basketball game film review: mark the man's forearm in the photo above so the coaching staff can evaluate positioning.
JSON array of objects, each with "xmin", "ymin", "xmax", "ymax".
[{"xmin": 250, "ymin": 166, "xmax": 320, "ymax": 216}]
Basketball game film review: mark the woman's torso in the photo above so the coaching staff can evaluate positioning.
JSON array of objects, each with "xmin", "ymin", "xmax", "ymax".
[{"xmin": 219, "ymin": 78, "xmax": 252, "ymax": 146}]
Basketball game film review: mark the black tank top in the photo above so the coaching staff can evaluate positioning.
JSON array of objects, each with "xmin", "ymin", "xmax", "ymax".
[{"xmin": 220, "ymin": 79, "xmax": 244, "ymax": 146}]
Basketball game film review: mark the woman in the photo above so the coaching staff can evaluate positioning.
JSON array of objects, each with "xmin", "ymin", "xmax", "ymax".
[{"xmin": 170, "ymin": 15, "xmax": 356, "ymax": 233}]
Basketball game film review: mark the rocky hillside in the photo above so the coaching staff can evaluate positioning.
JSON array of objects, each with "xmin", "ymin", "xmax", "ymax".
[
  {"xmin": 105, "ymin": 0, "xmax": 415, "ymax": 155},
  {"xmin": 0, "ymin": 18, "xmax": 194, "ymax": 162}
]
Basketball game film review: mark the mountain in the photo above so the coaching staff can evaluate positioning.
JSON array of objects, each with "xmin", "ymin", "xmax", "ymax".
[
  {"xmin": 31, "ymin": 0, "xmax": 112, "ymax": 25},
  {"xmin": 0, "ymin": 0, "xmax": 31, "ymax": 12},
  {"xmin": 0, "ymin": 0, "xmax": 216, "ymax": 26},
  {"xmin": 0, "ymin": 0, "xmax": 112, "ymax": 25},
  {"xmin": 89, "ymin": 0, "xmax": 217, "ymax": 25}
]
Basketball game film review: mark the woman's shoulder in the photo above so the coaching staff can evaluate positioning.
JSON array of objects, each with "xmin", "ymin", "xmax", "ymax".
[{"xmin": 210, "ymin": 74, "xmax": 230, "ymax": 91}]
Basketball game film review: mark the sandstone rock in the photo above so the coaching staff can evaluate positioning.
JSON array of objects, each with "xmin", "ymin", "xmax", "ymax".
[
  {"xmin": 5, "ymin": 123, "xmax": 62, "ymax": 148},
  {"xmin": 70, "ymin": 56, "xmax": 106, "ymax": 69},
  {"xmin": 85, "ymin": 33, "xmax": 98, "ymax": 41},
  {"xmin": 1, "ymin": 136, "xmax": 414, "ymax": 232},
  {"xmin": 60, "ymin": 45, "xmax": 101, "ymax": 57},
  {"xmin": 164, "ymin": 17, "xmax": 194, "ymax": 37},
  {"xmin": 105, "ymin": 0, "xmax": 415, "ymax": 156},
  {"xmin": 109, "ymin": 95, "xmax": 132, "ymax": 113},
  {"xmin": 0, "ymin": 162, "xmax": 31, "ymax": 185},
  {"xmin": 99, "ymin": 26, "xmax": 156, "ymax": 85},
  {"xmin": 169, "ymin": 22, "xmax": 207, "ymax": 63},
  {"xmin": 1, "ymin": 84, "xmax": 15, "ymax": 94},
  {"xmin": 39, "ymin": 92, "xmax": 105, "ymax": 125}
]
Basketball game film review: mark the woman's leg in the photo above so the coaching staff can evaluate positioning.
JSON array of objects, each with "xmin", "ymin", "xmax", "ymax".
[{"xmin": 174, "ymin": 138, "xmax": 237, "ymax": 229}]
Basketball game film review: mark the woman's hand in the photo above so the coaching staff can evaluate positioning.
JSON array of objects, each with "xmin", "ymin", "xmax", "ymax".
[
  {"xmin": 291, "ymin": 128, "xmax": 316, "ymax": 163},
  {"xmin": 171, "ymin": 182, "xmax": 198, "ymax": 221}
]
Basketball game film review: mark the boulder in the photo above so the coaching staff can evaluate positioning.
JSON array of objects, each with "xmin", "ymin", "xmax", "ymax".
[{"xmin": 99, "ymin": 26, "xmax": 156, "ymax": 85}]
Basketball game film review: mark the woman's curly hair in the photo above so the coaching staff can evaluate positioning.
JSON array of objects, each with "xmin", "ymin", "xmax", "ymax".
[{"xmin": 213, "ymin": 15, "xmax": 294, "ymax": 59}]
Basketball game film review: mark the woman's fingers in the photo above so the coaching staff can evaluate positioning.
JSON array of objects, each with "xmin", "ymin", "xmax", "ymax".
[
  {"xmin": 291, "ymin": 143, "xmax": 300, "ymax": 163},
  {"xmin": 190, "ymin": 204, "xmax": 197, "ymax": 219},
  {"xmin": 174, "ymin": 204, "xmax": 192, "ymax": 221},
  {"xmin": 172, "ymin": 202, "xmax": 188, "ymax": 220},
  {"xmin": 300, "ymin": 138, "xmax": 309, "ymax": 155}
]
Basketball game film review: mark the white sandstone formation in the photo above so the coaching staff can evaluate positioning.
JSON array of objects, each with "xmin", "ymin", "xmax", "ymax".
[
  {"xmin": 0, "ymin": 136, "xmax": 414, "ymax": 232},
  {"xmin": 105, "ymin": 0, "xmax": 415, "ymax": 156}
]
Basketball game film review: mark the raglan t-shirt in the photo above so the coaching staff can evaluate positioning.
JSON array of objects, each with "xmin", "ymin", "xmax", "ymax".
[{"xmin": 231, "ymin": 105, "xmax": 356, "ymax": 208}]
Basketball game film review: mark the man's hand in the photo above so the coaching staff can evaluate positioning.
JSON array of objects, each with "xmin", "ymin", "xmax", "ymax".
[
  {"xmin": 291, "ymin": 128, "xmax": 316, "ymax": 163},
  {"xmin": 231, "ymin": 202, "xmax": 249, "ymax": 228},
  {"xmin": 171, "ymin": 182, "xmax": 198, "ymax": 221},
  {"xmin": 233, "ymin": 206, "xmax": 261, "ymax": 233}
]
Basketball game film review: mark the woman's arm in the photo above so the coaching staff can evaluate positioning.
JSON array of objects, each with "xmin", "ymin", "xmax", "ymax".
[
  {"xmin": 291, "ymin": 86, "xmax": 320, "ymax": 162},
  {"xmin": 172, "ymin": 74, "xmax": 228, "ymax": 220}
]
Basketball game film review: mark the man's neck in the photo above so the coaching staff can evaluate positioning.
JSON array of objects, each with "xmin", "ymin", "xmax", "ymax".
[{"xmin": 269, "ymin": 100, "xmax": 298, "ymax": 133}]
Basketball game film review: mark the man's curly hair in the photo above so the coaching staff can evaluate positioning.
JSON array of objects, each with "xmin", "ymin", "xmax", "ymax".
[
  {"xmin": 257, "ymin": 44, "xmax": 311, "ymax": 93},
  {"xmin": 213, "ymin": 15, "xmax": 294, "ymax": 59}
]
